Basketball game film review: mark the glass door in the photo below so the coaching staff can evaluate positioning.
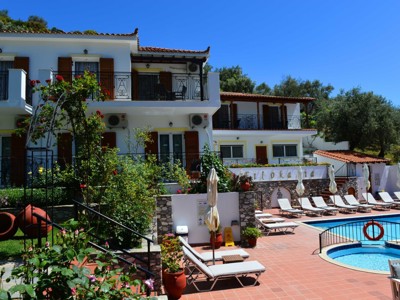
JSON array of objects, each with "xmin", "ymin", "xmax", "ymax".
[{"xmin": 159, "ymin": 134, "xmax": 183, "ymax": 165}]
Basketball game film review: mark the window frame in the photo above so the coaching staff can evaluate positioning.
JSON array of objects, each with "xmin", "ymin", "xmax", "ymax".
[
  {"xmin": 220, "ymin": 145, "xmax": 244, "ymax": 159},
  {"xmin": 272, "ymin": 144, "xmax": 298, "ymax": 158}
]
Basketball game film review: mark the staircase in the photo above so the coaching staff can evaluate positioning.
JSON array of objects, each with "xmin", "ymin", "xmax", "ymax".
[{"xmin": 320, "ymin": 177, "xmax": 349, "ymax": 203}]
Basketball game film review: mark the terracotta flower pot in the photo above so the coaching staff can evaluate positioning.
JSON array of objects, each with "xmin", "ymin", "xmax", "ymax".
[
  {"xmin": 247, "ymin": 237, "xmax": 257, "ymax": 248},
  {"xmin": 241, "ymin": 181, "xmax": 251, "ymax": 191},
  {"xmin": 210, "ymin": 232, "xmax": 223, "ymax": 249},
  {"xmin": 16, "ymin": 205, "xmax": 52, "ymax": 238},
  {"xmin": 163, "ymin": 269, "xmax": 186, "ymax": 299},
  {"xmin": 0, "ymin": 212, "xmax": 18, "ymax": 241}
]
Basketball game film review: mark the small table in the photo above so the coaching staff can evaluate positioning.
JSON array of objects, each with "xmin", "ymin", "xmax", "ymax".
[{"xmin": 221, "ymin": 254, "xmax": 244, "ymax": 264}]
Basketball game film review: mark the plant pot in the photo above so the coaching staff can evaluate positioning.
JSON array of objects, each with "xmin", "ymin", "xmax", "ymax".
[
  {"xmin": 210, "ymin": 232, "xmax": 223, "ymax": 249},
  {"xmin": 16, "ymin": 205, "xmax": 52, "ymax": 238},
  {"xmin": 0, "ymin": 212, "xmax": 18, "ymax": 241},
  {"xmin": 247, "ymin": 237, "xmax": 257, "ymax": 248},
  {"xmin": 241, "ymin": 181, "xmax": 251, "ymax": 191},
  {"xmin": 163, "ymin": 269, "xmax": 186, "ymax": 300}
]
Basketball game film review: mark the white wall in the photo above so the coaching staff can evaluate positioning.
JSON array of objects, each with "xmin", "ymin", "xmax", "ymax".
[
  {"xmin": 171, "ymin": 192, "xmax": 240, "ymax": 244},
  {"xmin": 303, "ymin": 136, "xmax": 349, "ymax": 151}
]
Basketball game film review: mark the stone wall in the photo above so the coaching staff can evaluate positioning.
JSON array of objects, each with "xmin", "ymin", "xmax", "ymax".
[
  {"xmin": 155, "ymin": 195, "xmax": 173, "ymax": 245},
  {"xmin": 238, "ymin": 191, "xmax": 257, "ymax": 245}
]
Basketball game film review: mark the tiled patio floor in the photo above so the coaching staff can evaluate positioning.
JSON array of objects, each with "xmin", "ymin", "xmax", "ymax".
[{"xmin": 180, "ymin": 209, "xmax": 396, "ymax": 300}]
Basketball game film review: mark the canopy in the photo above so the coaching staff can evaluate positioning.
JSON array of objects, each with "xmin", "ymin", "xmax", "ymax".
[{"xmin": 328, "ymin": 165, "xmax": 337, "ymax": 194}]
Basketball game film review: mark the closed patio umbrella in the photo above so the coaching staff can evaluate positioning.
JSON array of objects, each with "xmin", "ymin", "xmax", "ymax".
[
  {"xmin": 328, "ymin": 165, "xmax": 337, "ymax": 194},
  {"xmin": 362, "ymin": 163, "xmax": 370, "ymax": 202},
  {"xmin": 205, "ymin": 168, "xmax": 219, "ymax": 264},
  {"xmin": 397, "ymin": 163, "xmax": 400, "ymax": 188},
  {"xmin": 296, "ymin": 166, "xmax": 305, "ymax": 206}
]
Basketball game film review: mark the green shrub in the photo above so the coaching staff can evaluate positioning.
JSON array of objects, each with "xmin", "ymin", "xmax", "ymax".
[{"xmin": 0, "ymin": 187, "xmax": 72, "ymax": 207}]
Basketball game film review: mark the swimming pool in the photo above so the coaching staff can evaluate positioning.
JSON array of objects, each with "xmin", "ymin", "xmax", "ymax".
[{"xmin": 305, "ymin": 214, "xmax": 400, "ymax": 273}]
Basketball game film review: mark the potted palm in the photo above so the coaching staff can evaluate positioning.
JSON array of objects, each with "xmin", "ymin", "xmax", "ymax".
[
  {"xmin": 161, "ymin": 234, "xmax": 186, "ymax": 299},
  {"xmin": 242, "ymin": 227, "xmax": 262, "ymax": 247}
]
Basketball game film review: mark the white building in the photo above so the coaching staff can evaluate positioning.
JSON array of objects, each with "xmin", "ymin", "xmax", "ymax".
[
  {"xmin": 0, "ymin": 28, "xmax": 220, "ymax": 186},
  {"xmin": 212, "ymin": 92, "xmax": 317, "ymax": 165}
]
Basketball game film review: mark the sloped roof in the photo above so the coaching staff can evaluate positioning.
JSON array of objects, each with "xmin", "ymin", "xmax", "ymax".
[
  {"xmin": 314, "ymin": 150, "xmax": 389, "ymax": 164},
  {"xmin": 220, "ymin": 92, "xmax": 315, "ymax": 103},
  {"xmin": 0, "ymin": 28, "xmax": 138, "ymax": 37},
  {"xmin": 138, "ymin": 46, "xmax": 210, "ymax": 55}
]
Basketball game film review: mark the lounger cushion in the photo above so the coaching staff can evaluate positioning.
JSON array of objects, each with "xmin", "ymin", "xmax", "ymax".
[
  {"xmin": 259, "ymin": 217, "xmax": 285, "ymax": 223},
  {"xmin": 393, "ymin": 264, "xmax": 400, "ymax": 278},
  {"xmin": 201, "ymin": 249, "xmax": 250, "ymax": 261},
  {"xmin": 264, "ymin": 222, "xmax": 299, "ymax": 229},
  {"xmin": 209, "ymin": 261, "xmax": 266, "ymax": 277},
  {"xmin": 255, "ymin": 213, "xmax": 273, "ymax": 218}
]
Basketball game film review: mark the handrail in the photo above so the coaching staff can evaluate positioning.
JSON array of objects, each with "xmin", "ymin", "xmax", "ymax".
[{"xmin": 319, "ymin": 218, "xmax": 400, "ymax": 253}]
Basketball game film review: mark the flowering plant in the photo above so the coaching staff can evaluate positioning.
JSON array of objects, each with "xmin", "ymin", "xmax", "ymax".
[
  {"xmin": 230, "ymin": 172, "xmax": 254, "ymax": 192},
  {"xmin": 4, "ymin": 220, "xmax": 154, "ymax": 299},
  {"xmin": 160, "ymin": 234, "xmax": 183, "ymax": 273}
]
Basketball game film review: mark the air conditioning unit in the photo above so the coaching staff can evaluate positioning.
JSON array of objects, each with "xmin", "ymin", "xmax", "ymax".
[
  {"xmin": 104, "ymin": 113, "xmax": 128, "ymax": 129},
  {"xmin": 189, "ymin": 114, "xmax": 209, "ymax": 129},
  {"xmin": 187, "ymin": 62, "xmax": 198, "ymax": 73}
]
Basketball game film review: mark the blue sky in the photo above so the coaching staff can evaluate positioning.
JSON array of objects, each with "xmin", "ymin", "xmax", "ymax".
[{"xmin": 3, "ymin": 0, "xmax": 400, "ymax": 106}]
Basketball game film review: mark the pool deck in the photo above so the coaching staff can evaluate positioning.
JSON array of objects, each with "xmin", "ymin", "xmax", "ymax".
[{"xmin": 182, "ymin": 208, "xmax": 396, "ymax": 300}]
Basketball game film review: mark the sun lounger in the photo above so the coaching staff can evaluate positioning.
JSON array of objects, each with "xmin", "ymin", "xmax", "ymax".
[
  {"xmin": 394, "ymin": 192, "xmax": 400, "ymax": 201},
  {"xmin": 343, "ymin": 194, "xmax": 373, "ymax": 212},
  {"xmin": 256, "ymin": 218, "xmax": 299, "ymax": 235},
  {"xmin": 298, "ymin": 197, "xmax": 325, "ymax": 216},
  {"xmin": 362, "ymin": 193, "xmax": 391, "ymax": 210},
  {"xmin": 330, "ymin": 195, "xmax": 357, "ymax": 213},
  {"xmin": 255, "ymin": 212, "xmax": 273, "ymax": 218},
  {"xmin": 255, "ymin": 213, "xmax": 285, "ymax": 223},
  {"xmin": 183, "ymin": 246, "xmax": 265, "ymax": 292},
  {"xmin": 311, "ymin": 197, "xmax": 338, "ymax": 215},
  {"xmin": 378, "ymin": 192, "xmax": 400, "ymax": 208},
  {"xmin": 178, "ymin": 236, "xmax": 249, "ymax": 264},
  {"xmin": 277, "ymin": 198, "xmax": 304, "ymax": 217}
]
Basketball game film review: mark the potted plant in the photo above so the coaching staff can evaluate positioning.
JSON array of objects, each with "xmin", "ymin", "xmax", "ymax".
[
  {"xmin": 160, "ymin": 234, "xmax": 186, "ymax": 299},
  {"xmin": 231, "ymin": 173, "xmax": 254, "ymax": 192},
  {"xmin": 242, "ymin": 227, "xmax": 262, "ymax": 247},
  {"xmin": 209, "ymin": 225, "xmax": 223, "ymax": 249}
]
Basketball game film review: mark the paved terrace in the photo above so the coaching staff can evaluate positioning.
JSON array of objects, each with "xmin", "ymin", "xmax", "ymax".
[{"xmin": 181, "ymin": 208, "xmax": 395, "ymax": 300}]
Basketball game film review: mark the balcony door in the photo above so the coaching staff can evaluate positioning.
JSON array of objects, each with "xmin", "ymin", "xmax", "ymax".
[
  {"xmin": 138, "ymin": 74, "xmax": 158, "ymax": 100},
  {"xmin": 159, "ymin": 134, "xmax": 184, "ymax": 165},
  {"xmin": 263, "ymin": 105, "xmax": 283, "ymax": 129},
  {"xmin": 0, "ymin": 61, "xmax": 13, "ymax": 100}
]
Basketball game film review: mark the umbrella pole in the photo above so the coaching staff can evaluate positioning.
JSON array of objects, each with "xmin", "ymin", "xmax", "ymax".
[{"xmin": 211, "ymin": 231, "xmax": 215, "ymax": 265}]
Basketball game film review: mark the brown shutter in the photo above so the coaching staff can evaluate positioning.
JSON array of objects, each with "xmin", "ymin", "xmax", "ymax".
[
  {"xmin": 101, "ymin": 132, "xmax": 117, "ymax": 149},
  {"xmin": 232, "ymin": 103, "xmax": 238, "ymax": 129},
  {"xmin": 145, "ymin": 131, "xmax": 158, "ymax": 158},
  {"xmin": 100, "ymin": 58, "xmax": 114, "ymax": 100},
  {"xmin": 132, "ymin": 70, "xmax": 139, "ymax": 100},
  {"xmin": 184, "ymin": 131, "xmax": 199, "ymax": 174},
  {"xmin": 159, "ymin": 71, "xmax": 172, "ymax": 93},
  {"xmin": 57, "ymin": 133, "xmax": 73, "ymax": 169},
  {"xmin": 58, "ymin": 57, "xmax": 72, "ymax": 82},
  {"xmin": 263, "ymin": 105, "xmax": 269, "ymax": 129},
  {"xmin": 256, "ymin": 146, "xmax": 267, "ymax": 164},
  {"xmin": 212, "ymin": 109, "xmax": 220, "ymax": 129},
  {"xmin": 14, "ymin": 57, "xmax": 30, "ymax": 75},
  {"xmin": 283, "ymin": 105, "xmax": 288, "ymax": 129},
  {"xmin": 10, "ymin": 134, "xmax": 26, "ymax": 186}
]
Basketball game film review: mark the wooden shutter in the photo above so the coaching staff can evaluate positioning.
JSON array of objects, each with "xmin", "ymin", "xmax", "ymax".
[
  {"xmin": 212, "ymin": 109, "xmax": 220, "ymax": 129},
  {"xmin": 184, "ymin": 131, "xmax": 199, "ymax": 173},
  {"xmin": 159, "ymin": 71, "xmax": 172, "ymax": 93},
  {"xmin": 58, "ymin": 57, "xmax": 72, "ymax": 82},
  {"xmin": 100, "ymin": 58, "xmax": 114, "ymax": 100},
  {"xmin": 10, "ymin": 134, "xmax": 26, "ymax": 186},
  {"xmin": 256, "ymin": 146, "xmax": 267, "ymax": 164},
  {"xmin": 232, "ymin": 103, "xmax": 238, "ymax": 129},
  {"xmin": 57, "ymin": 133, "xmax": 73, "ymax": 169},
  {"xmin": 14, "ymin": 57, "xmax": 30, "ymax": 75},
  {"xmin": 282, "ymin": 105, "xmax": 288, "ymax": 129},
  {"xmin": 262, "ymin": 105, "xmax": 269, "ymax": 129},
  {"xmin": 101, "ymin": 132, "xmax": 117, "ymax": 149},
  {"xmin": 145, "ymin": 131, "xmax": 158, "ymax": 159},
  {"xmin": 131, "ymin": 70, "xmax": 139, "ymax": 100}
]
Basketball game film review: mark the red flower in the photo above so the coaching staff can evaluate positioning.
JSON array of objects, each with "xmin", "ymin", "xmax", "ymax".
[
  {"xmin": 100, "ymin": 114, "xmax": 104, "ymax": 119},
  {"xmin": 36, "ymin": 80, "xmax": 41, "ymax": 84},
  {"xmin": 80, "ymin": 184, "xmax": 87, "ymax": 189},
  {"xmin": 45, "ymin": 79, "xmax": 51, "ymax": 84},
  {"xmin": 30, "ymin": 80, "xmax": 36, "ymax": 87},
  {"xmin": 55, "ymin": 75, "xmax": 64, "ymax": 82},
  {"xmin": 74, "ymin": 75, "xmax": 81, "ymax": 79},
  {"xmin": 112, "ymin": 170, "xmax": 118, "ymax": 175}
]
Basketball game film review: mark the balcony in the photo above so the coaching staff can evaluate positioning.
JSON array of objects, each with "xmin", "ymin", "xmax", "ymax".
[
  {"xmin": 214, "ymin": 113, "xmax": 302, "ymax": 130},
  {"xmin": 0, "ymin": 69, "xmax": 32, "ymax": 115},
  {"xmin": 53, "ymin": 72, "xmax": 209, "ymax": 101}
]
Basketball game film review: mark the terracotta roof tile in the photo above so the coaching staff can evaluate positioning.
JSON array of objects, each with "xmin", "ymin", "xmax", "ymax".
[
  {"xmin": 138, "ymin": 46, "xmax": 210, "ymax": 54},
  {"xmin": 0, "ymin": 28, "xmax": 138, "ymax": 37},
  {"xmin": 220, "ymin": 92, "xmax": 315, "ymax": 103},
  {"xmin": 314, "ymin": 150, "xmax": 389, "ymax": 164}
]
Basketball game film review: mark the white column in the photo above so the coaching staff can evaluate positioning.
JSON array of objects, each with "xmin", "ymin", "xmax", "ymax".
[{"xmin": 8, "ymin": 69, "xmax": 26, "ymax": 104}]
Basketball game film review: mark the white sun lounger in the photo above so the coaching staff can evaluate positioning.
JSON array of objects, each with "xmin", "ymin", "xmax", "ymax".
[
  {"xmin": 255, "ymin": 213, "xmax": 285, "ymax": 223},
  {"xmin": 343, "ymin": 194, "xmax": 374, "ymax": 212},
  {"xmin": 394, "ymin": 192, "xmax": 400, "ymax": 201},
  {"xmin": 178, "ymin": 236, "xmax": 249, "ymax": 264},
  {"xmin": 183, "ymin": 246, "xmax": 265, "ymax": 292},
  {"xmin": 256, "ymin": 218, "xmax": 299, "ymax": 235},
  {"xmin": 378, "ymin": 192, "xmax": 400, "ymax": 208},
  {"xmin": 330, "ymin": 195, "xmax": 357, "ymax": 213},
  {"xmin": 277, "ymin": 198, "xmax": 304, "ymax": 217},
  {"xmin": 311, "ymin": 197, "xmax": 338, "ymax": 215},
  {"xmin": 298, "ymin": 197, "xmax": 325, "ymax": 216},
  {"xmin": 362, "ymin": 193, "xmax": 391, "ymax": 210}
]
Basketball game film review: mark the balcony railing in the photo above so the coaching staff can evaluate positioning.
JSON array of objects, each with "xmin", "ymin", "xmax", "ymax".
[
  {"xmin": 221, "ymin": 156, "xmax": 317, "ymax": 166},
  {"xmin": 52, "ymin": 71, "xmax": 209, "ymax": 101},
  {"xmin": 214, "ymin": 114, "xmax": 302, "ymax": 130}
]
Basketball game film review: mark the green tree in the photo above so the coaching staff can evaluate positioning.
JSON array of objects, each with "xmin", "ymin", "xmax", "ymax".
[
  {"xmin": 254, "ymin": 82, "xmax": 271, "ymax": 95},
  {"xmin": 316, "ymin": 87, "xmax": 400, "ymax": 157},
  {"xmin": 215, "ymin": 65, "xmax": 255, "ymax": 93}
]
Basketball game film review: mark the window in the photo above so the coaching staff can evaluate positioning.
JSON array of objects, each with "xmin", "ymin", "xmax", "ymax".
[
  {"xmin": 272, "ymin": 145, "xmax": 297, "ymax": 157},
  {"xmin": 220, "ymin": 145, "xmax": 243, "ymax": 159},
  {"xmin": 75, "ymin": 61, "xmax": 99, "ymax": 76},
  {"xmin": 159, "ymin": 133, "xmax": 184, "ymax": 164}
]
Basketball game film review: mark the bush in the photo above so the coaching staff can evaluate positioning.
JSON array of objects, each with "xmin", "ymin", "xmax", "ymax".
[{"xmin": 242, "ymin": 227, "xmax": 262, "ymax": 239}]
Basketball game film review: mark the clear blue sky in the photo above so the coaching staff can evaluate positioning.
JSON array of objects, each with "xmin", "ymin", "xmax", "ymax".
[{"xmin": 3, "ymin": 0, "xmax": 400, "ymax": 106}]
